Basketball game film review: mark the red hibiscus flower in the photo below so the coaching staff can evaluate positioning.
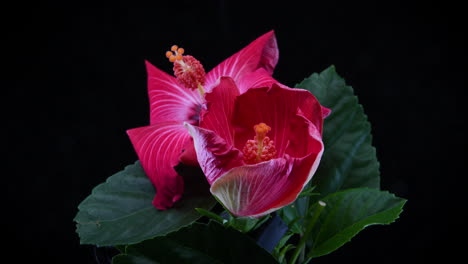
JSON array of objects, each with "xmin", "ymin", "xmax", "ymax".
[
  {"xmin": 127, "ymin": 31, "xmax": 279, "ymax": 210},
  {"xmin": 185, "ymin": 77, "xmax": 330, "ymax": 217}
]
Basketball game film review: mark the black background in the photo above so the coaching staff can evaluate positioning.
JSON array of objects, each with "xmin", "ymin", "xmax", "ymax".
[{"xmin": 5, "ymin": 1, "xmax": 465, "ymax": 263}]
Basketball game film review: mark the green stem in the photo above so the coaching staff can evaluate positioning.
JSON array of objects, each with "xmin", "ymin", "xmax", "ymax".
[
  {"xmin": 303, "ymin": 256, "xmax": 312, "ymax": 264},
  {"xmin": 300, "ymin": 195, "xmax": 312, "ymax": 263},
  {"xmin": 289, "ymin": 200, "xmax": 326, "ymax": 264}
]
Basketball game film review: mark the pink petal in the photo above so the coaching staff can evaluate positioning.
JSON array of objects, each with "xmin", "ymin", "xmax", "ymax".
[
  {"xmin": 178, "ymin": 137, "xmax": 199, "ymax": 166},
  {"xmin": 185, "ymin": 123, "xmax": 243, "ymax": 185},
  {"xmin": 321, "ymin": 106, "xmax": 332, "ymax": 119},
  {"xmin": 205, "ymin": 31, "xmax": 279, "ymax": 91},
  {"xmin": 145, "ymin": 61, "xmax": 203, "ymax": 125},
  {"xmin": 236, "ymin": 68, "xmax": 283, "ymax": 94},
  {"xmin": 200, "ymin": 77, "xmax": 239, "ymax": 146},
  {"xmin": 127, "ymin": 121, "xmax": 192, "ymax": 209},
  {"xmin": 232, "ymin": 84, "xmax": 326, "ymax": 157},
  {"xmin": 211, "ymin": 139, "xmax": 323, "ymax": 218}
]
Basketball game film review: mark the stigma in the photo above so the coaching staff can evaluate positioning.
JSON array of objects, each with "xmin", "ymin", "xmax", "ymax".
[
  {"xmin": 243, "ymin": 123, "xmax": 277, "ymax": 164},
  {"xmin": 166, "ymin": 45, "xmax": 206, "ymax": 94}
]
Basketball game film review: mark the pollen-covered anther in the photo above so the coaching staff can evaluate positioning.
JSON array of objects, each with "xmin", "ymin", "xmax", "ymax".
[
  {"xmin": 243, "ymin": 123, "xmax": 277, "ymax": 164},
  {"xmin": 165, "ymin": 45, "xmax": 206, "ymax": 90}
]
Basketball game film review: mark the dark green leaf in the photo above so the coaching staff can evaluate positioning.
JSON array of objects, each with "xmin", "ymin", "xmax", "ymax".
[
  {"xmin": 113, "ymin": 254, "xmax": 157, "ymax": 264},
  {"xmin": 74, "ymin": 161, "xmax": 216, "ymax": 246},
  {"xmin": 115, "ymin": 245, "xmax": 126, "ymax": 253},
  {"xmin": 112, "ymin": 221, "xmax": 278, "ymax": 264},
  {"xmin": 307, "ymin": 188, "xmax": 406, "ymax": 258},
  {"xmin": 296, "ymin": 66, "xmax": 380, "ymax": 199},
  {"xmin": 278, "ymin": 196, "xmax": 310, "ymax": 234}
]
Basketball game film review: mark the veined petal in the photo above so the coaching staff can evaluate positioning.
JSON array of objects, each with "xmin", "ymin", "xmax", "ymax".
[
  {"xmin": 205, "ymin": 31, "xmax": 279, "ymax": 91},
  {"xmin": 211, "ymin": 138, "xmax": 323, "ymax": 218},
  {"xmin": 127, "ymin": 121, "xmax": 192, "ymax": 209},
  {"xmin": 185, "ymin": 123, "xmax": 243, "ymax": 185},
  {"xmin": 232, "ymin": 84, "xmax": 326, "ymax": 157},
  {"xmin": 200, "ymin": 77, "xmax": 239, "ymax": 146},
  {"xmin": 145, "ymin": 61, "xmax": 203, "ymax": 125}
]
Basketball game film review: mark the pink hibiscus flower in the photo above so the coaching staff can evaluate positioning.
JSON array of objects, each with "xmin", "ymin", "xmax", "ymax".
[
  {"xmin": 127, "ymin": 31, "xmax": 279, "ymax": 210},
  {"xmin": 185, "ymin": 76, "xmax": 330, "ymax": 217}
]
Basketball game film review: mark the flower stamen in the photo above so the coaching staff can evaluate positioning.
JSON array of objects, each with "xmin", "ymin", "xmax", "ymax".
[
  {"xmin": 165, "ymin": 45, "xmax": 206, "ymax": 96},
  {"xmin": 243, "ymin": 123, "xmax": 277, "ymax": 164}
]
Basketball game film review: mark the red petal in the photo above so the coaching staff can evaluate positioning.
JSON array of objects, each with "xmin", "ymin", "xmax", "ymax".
[
  {"xmin": 205, "ymin": 31, "xmax": 279, "ymax": 91},
  {"xmin": 127, "ymin": 121, "xmax": 192, "ymax": 209},
  {"xmin": 178, "ymin": 137, "xmax": 199, "ymax": 166},
  {"xmin": 145, "ymin": 61, "xmax": 203, "ymax": 125},
  {"xmin": 211, "ymin": 145, "xmax": 323, "ymax": 217},
  {"xmin": 321, "ymin": 106, "xmax": 332, "ymax": 119},
  {"xmin": 185, "ymin": 123, "xmax": 243, "ymax": 185},
  {"xmin": 232, "ymin": 84, "xmax": 326, "ymax": 157},
  {"xmin": 236, "ymin": 68, "xmax": 283, "ymax": 94},
  {"xmin": 200, "ymin": 77, "xmax": 239, "ymax": 146}
]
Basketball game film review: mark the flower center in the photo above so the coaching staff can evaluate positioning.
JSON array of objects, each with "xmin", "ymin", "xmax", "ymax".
[
  {"xmin": 242, "ymin": 123, "xmax": 277, "ymax": 164},
  {"xmin": 166, "ymin": 45, "xmax": 206, "ymax": 96}
]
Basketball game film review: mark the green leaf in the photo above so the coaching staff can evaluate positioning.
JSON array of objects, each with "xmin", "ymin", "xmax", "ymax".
[
  {"xmin": 112, "ymin": 221, "xmax": 278, "ymax": 264},
  {"xmin": 74, "ymin": 161, "xmax": 216, "ymax": 246},
  {"xmin": 307, "ymin": 188, "xmax": 406, "ymax": 258},
  {"xmin": 278, "ymin": 196, "xmax": 310, "ymax": 234},
  {"xmin": 296, "ymin": 66, "xmax": 380, "ymax": 198}
]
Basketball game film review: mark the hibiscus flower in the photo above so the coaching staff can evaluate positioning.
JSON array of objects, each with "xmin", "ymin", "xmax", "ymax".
[
  {"xmin": 127, "ymin": 31, "xmax": 279, "ymax": 210},
  {"xmin": 185, "ymin": 77, "xmax": 330, "ymax": 217}
]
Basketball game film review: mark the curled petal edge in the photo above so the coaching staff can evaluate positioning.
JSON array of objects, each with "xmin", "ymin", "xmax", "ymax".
[{"xmin": 187, "ymin": 119, "xmax": 324, "ymax": 218}]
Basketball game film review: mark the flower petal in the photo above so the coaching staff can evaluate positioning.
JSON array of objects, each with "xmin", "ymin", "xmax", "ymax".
[
  {"xmin": 145, "ymin": 61, "xmax": 203, "ymax": 125},
  {"xmin": 127, "ymin": 121, "xmax": 192, "ymax": 209},
  {"xmin": 205, "ymin": 31, "xmax": 279, "ymax": 91},
  {"xmin": 232, "ymin": 84, "xmax": 326, "ymax": 157},
  {"xmin": 211, "ymin": 141, "xmax": 323, "ymax": 218},
  {"xmin": 236, "ymin": 68, "xmax": 283, "ymax": 94},
  {"xmin": 185, "ymin": 123, "xmax": 243, "ymax": 185},
  {"xmin": 201, "ymin": 77, "xmax": 239, "ymax": 146},
  {"xmin": 321, "ymin": 106, "xmax": 332, "ymax": 119},
  {"xmin": 178, "ymin": 137, "xmax": 199, "ymax": 166}
]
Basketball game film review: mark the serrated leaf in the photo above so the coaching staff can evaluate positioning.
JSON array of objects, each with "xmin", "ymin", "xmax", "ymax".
[
  {"xmin": 112, "ymin": 221, "xmax": 277, "ymax": 264},
  {"xmin": 296, "ymin": 66, "xmax": 380, "ymax": 198},
  {"xmin": 307, "ymin": 188, "xmax": 406, "ymax": 258},
  {"xmin": 74, "ymin": 161, "xmax": 216, "ymax": 246}
]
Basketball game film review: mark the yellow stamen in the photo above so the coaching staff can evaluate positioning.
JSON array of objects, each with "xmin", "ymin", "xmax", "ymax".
[
  {"xmin": 165, "ymin": 44, "xmax": 206, "ymax": 95},
  {"xmin": 254, "ymin": 123, "xmax": 271, "ymax": 160},
  {"xmin": 169, "ymin": 55, "xmax": 176, "ymax": 62},
  {"xmin": 242, "ymin": 123, "xmax": 277, "ymax": 164}
]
